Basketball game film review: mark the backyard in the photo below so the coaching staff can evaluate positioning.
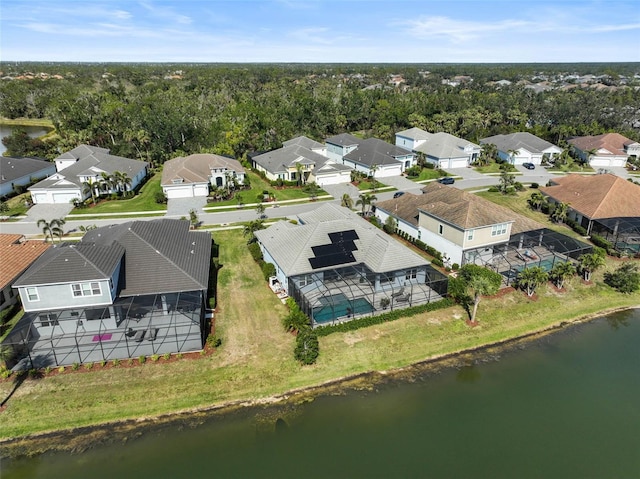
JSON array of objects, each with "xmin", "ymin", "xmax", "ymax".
[{"xmin": 1, "ymin": 227, "xmax": 639, "ymax": 442}]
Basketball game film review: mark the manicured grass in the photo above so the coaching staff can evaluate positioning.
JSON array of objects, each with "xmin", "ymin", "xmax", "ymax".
[
  {"xmin": 356, "ymin": 180, "xmax": 389, "ymax": 191},
  {"xmin": 408, "ymin": 168, "xmax": 447, "ymax": 181},
  {"xmin": 476, "ymin": 189, "xmax": 585, "ymax": 239},
  {"xmin": 0, "ymin": 118, "xmax": 54, "ymax": 128},
  {"xmin": 0, "ymin": 227, "xmax": 638, "ymax": 440},
  {"xmin": 546, "ymin": 164, "xmax": 595, "ymax": 173},
  {"xmin": 475, "ymin": 163, "xmax": 517, "ymax": 174},
  {"xmin": 0, "ymin": 192, "xmax": 31, "ymax": 218},
  {"xmin": 68, "ymin": 173, "xmax": 166, "ymax": 215}
]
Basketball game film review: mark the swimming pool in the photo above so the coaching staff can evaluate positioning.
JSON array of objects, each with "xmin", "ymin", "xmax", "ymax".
[{"xmin": 312, "ymin": 293, "xmax": 374, "ymax": 324}]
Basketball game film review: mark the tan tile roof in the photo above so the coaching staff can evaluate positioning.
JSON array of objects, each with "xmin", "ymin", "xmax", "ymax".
[
  {"xmin": 161, "ymin": 154, "xmax": 244, "ymax": 185},
  {"xmin": 377, "ymin": 184, "xmax": 542, "ymax": 233},
  {"xmin": 568, "ymin": 133, "xmax": 635, "ymax": 156},
  {"xmin": 540, "ymin": 173, "xmax": 640, "ymax": 219},
  {"xmin": 0, "ymin": 234, "xmax": 50, "ymax": 290}
]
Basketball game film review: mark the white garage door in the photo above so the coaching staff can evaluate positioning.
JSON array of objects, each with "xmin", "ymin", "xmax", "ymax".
[
  {"xmin": 376, "ymin": 165, "xmax": 403, "ymax": 178},
  {"xmin": 52, "ymin": 192, "xmax": 79, "ymax": 204},
  {"xmin": 448, "ymin": 158, "xmax": 468, "ymax": 169},
  {"xmin": 31, "ymin": 193, "xmax": 47, "ymax": 204},
  {"xmin": 166, "ymin": 186, "xmax": 194, "ymax": 199},
  {"xmin": 589, "ymin": 158, "xmax": 610, "ymax": 167}
]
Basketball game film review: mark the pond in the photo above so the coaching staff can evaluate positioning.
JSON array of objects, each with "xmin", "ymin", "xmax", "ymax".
[
  {"xmin": 0, "ymin": 124, "xmax": 50, "ymax": 155},
  {"xmin": 3, "ymin": 309, "xmax": 640, "ymax": 478}
]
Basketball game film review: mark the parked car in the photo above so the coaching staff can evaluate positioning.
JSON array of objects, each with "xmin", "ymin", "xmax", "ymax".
[
  {"xmin": 437, "ymin": 177, "xmax": 455, "ymax": 185},
  {"xmin": 393, "ymin": 191, "xmax": 405, "ymax": 198},
  {"xmin": 523, "ymin": 162, "xmax": 535, "ymax": 170}
]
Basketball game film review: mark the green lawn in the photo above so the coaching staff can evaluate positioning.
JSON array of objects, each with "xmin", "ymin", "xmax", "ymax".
[
  {"xmin": 1, "ymin": 227, "xmax": 638, "ymax": 442},
  {"xmin": 546, "ymin": 163, "xmax": 595, "ymax": 173},
  {"xmin": 408, "ymin": 168, "xmax": 447, "ymax": 181},
  {"xmin": 356, "ymin": 179, "xmax": 389, "ymax": 191},
  {"xmin": 1, "ymin": 192, "xmax": 31, "ymax": 218},
  {"xmin": 475, "ymin": 163, "xmax": 517, "ymax": 174},
  {"xmin": 68, "ymin": 173, "xmax": 166, "ymax": 215}
]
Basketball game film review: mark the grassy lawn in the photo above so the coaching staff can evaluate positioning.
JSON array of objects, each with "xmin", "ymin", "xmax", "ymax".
[
  {"xmin": 475, "ymin": 163, "xmax": 518, "ymax": 174},
  {"xmin": 0, "ymin": 192, "xmax": 31, "ymax": 218},
  {"xmin": 68, "ymin": 173, "xmax": 166, "ymax": 215},
  {"xmin": 1, "ymin": 227, "xmax": 638, "ymax": 440},
  {"xmin": 408, "ymin": 168, "xmax": 447, "ymax": 182},
  {"xmin": 0, "ymin": 118, "xmax": 54, "ymax": 128},
  {"xmin": 476, "ymin": 189, "xmax": 585, "ymax": 239},
  {"xmin": 206, "ymin": 172, "xmax": 326, "ymax": 207},
  {"xmin": 356, "ymin": 180, "xmax": 390, "ymax": 191},
  {"xmin": 546, "ymin": 163, "xmax": 595, "ymax": 173}
]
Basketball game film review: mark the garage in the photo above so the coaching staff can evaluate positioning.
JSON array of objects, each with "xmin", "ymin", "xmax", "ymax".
[
  {"xmin": 164, "ymin": 183, "xmax": 209, "ymax": 199},
  {"xmin": 52, "ymin": 192, "xmax": 79, "ymax": 204},
  {"xmin": 445, "ymin": 158, "xmax": 469, "ymax": 169}
]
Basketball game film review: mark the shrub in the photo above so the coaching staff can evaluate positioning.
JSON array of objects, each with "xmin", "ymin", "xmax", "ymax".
[
  {"xmin": 262, "ymin": 262, "xmax": 276, "ymax": 281},
  {"xmin": 138, "ymin": 355, "xmax": 146, "ymax": 364},
  {"xmin": 0, "ymin": 303, "xmax": 20, "ymax": 325},
  {"xmin": 58, "ymin": 366, "xmax": 65, "ymax": 373},
  {"xmin": 1, "ymin": 366, "xmax": 11, "ymax": 379},
  {"xmin": 530, "ymin": 182, "xmax": 539, "ymax": 189},
  {"xmin": 283, "ymin": 298, "xmax": 310, "ymax": 332},
  {"xmin": 44, "ymin": 366, "xmax": 52, "ymax": 375},
  {"xmin": 84, "ymin": 362, "xmax": 94, "ymax": 370},
  {"xmin": 316, "ymin": 298, "xmax": 455, "ymax": 336},
  {"xmin": 431, "ymin": 257, "xmax": 444, "ymax": 267},
  {"xmin": 112, "ymin": 358, "xmax": 121, "ymax": 367},
  {"xmin": 209, "ymin": 297, "xmax": 216, "ymax": 309},
  {"xmin": 99, "ymin": 360, "xmax": 107, "ymax": 367},
  {"xmin": 151, "ymin": 354, "xmax": 160, "ymax": 362},
  {"xmin": 604, "ymin": 262, "xmax": 640, "ymax": 293},
  {"xmin": 155, "ymin": 192, "xmax": 167, "ymax": 204},
  {"xmin": 294, "ymin": 328, "xmax": 319, "ymax": 365},
  {"xmin": 176, "ymin": 353, "xmax": 183, "ymax": 360},
  {"xmin": 206, "ymin": 334, "xmax": 222, "ymax": 348},
  {"xmin": 452, "ymin": 263, "xmax": 460, "ymax": 271},
  {"xmin": 248, "ymin": 242, "xmax": 262, "ymax": 261},
  {"xmin": 163, "ymin": 353, "xmax": 171, "ymax": 361},
  {"xmin": 488, "ymin": 186, "xmax": 499, "ymax": 193},
  {"xmin": 565, "ymin": 218, "xmax": 588, "ymax": 236},
  {"xmin": 514, "ymin": 182, "xmax": 525, "ymax": 191},
  {"xmin": 414, "ymin": 239, "xmax": 426, "ymax": 250},
  {"xmin": 590, "ymin": 234, "xmax": 613, "ymax": 253}
]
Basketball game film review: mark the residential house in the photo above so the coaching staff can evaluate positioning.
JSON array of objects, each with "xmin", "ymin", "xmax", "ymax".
[
  {"xmin": 480, "ymin": 132, "xmax": 563, "ymax": 165},
  {"xmin": 0, "ymin": 234, "xmax": 50, "ymax": 313},
  {"xmin": 29, "ymin": 145, "xmax": 148, "ymax": 204},
  {"xmin": 326, "ymin": 134, "xmax": 415, "ymax": 177},
  {"xmin": 161, "ymin": 153, "xmax": 245, "ymax": 199},
  {"xmin": 3, "ymin": 219, "xmax": 211, "ymax": 368},
  {"xmin": 254, "ymin": 203, "xmax": 447, "ymax": 326},
  {"xmin": 541, "ymin": 174, "xmax": 640, "ymax": 255},
  {"xmin": 396, "ymin": 128, "xmax": 480, "ymax": 169},
  {"xmin": 251, "ymin": 136, "xmax": 351, "ymax": 186},
  {"xmin": 568, "ymin": 133, "xmax": 640, "ymax": 168},
  {"xmin": 0, "ymin": 157, "xmax": 56, "ymax": 198},
  {"xmin": 375, "ymin": 184, "xmax": 590, "ymax": 283}
]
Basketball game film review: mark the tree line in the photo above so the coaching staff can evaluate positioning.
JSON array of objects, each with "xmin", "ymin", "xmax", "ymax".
[{"xmin": 1, "ymin": 63, "xmax": 639, "ymax": 165}]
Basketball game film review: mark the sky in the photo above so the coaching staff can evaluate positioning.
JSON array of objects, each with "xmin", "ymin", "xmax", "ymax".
[{"xmin": 1, "ymin": 0, "xmax": 639, "ymax": 63}]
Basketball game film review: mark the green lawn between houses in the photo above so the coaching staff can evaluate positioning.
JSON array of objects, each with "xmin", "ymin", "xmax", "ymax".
[{"xmin": 1, "ymin": 226, "xmax": 638, "ymax": 441}]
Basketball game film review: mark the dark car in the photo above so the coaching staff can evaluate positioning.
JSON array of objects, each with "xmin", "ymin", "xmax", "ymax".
[
  {"xmin": 393, "ymin": 191, "xmax": 405, "ymax": 199},
  {"xmin": 437, "ymin": 177, "xmax": 455, "ymax": 185},
  {"xmin": 522, "ymin": 162, "xmax": 535, "ymax": 170}
]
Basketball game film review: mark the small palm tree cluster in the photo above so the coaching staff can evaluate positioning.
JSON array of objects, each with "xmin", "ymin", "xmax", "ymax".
[
  {"xmin": 356, "ymin": 193, "xmax": 377, "ymax": 216},
  {"xmin": 38, "ymin": 218, "xmax": 66, "ymax": 243},
  {"xmin": 81, "ymin": 171, "xmax": 132, "ymax": 206}
]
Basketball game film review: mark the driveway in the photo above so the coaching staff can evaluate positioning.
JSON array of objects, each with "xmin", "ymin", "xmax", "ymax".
[
  {"xmin": 378, "ymin": 175, "xmax": 422, "ymax": 194},
  {"xmin": 321, "ymin": 183, "xmax": 361, "ymax": 202},
  {"xmin": 166, "ymin": 197, "xmax": 208, "ymax": 218},
  {"xmin": 21, "ymin": 203, "xmax": 74, "ymax": 223},
  {"xmin": 442, "ymin": 167, "xmax": 486, "ymax": 180}
]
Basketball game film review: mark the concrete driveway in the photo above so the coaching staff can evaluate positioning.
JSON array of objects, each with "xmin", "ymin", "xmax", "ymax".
[
  {"xmin": 166, "ymin": 197, "xmax": 208, "ymax": 218},
  {"xmin": 321, "ymin": 183, "xmax": 361, "ymax": 203},
  {"xmin": 378, "ymin": 175, "xmax": 423, "ymax": 194},
  {"xmin": 22, "ymin": 203, "xmax": 73, "ymax": 223}
]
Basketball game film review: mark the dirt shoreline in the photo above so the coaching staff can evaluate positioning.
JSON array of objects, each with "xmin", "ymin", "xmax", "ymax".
[{"xmin": 1, "ymin": 305, "xmax": 637, "ymax": 459}]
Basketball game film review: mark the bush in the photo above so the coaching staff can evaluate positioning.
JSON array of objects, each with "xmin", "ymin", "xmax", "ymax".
[
  {"xmin": 0, "ymin": 303, "xmax": 19, "ymax": 325},
  {"xmin": 431, "ymin": 257, "xmax": 444, "ymax": 268},
  {"xmin": 590, "ymin": 234, "xmax": 613, "ymax": 253},
  {"xmin": 206, "ymin": 334, "xmax": 222, "ymax": 348},
  {"xmin": 248, "ymin": 242, "xmax": 262, "ymax": 261},
  {"xmin": 151, "ymin": 354, "xmax": 160, "ymax": 362},
  {"xmin": 261, "ymin": 262, "xmax": 276, "ymax": 281},
  {"xmin": 530, "ymin": 182, "xmax": 539, "ymax": 189},
  {"xmin": 138, "ymin": 355, "xmax": 146, "ymax": 364},
  {"xmin": 488, "ymin": 186, "xmax": 499, "ymax": 193},
  {"xmin": 514, "ymin": 182, "xmax": 525, "ymax": 191},
  {"xmin": 565, "ymin": 218, "xmax": 588, "ymax": 236},
  {"xmin": 315, "ymin": 298, "xmax": 455, "ymax": 336},
  {"xmin": 294, "ymin": 328, "xmax": 319, "ymax": 365},
  {"xmin": 452, "ymin": 263, "xmax": 460, "ymax": 271},
  {"xmin": 155, "ymin": 191, "xmax": 167, "ymax": 204},
  {"xmin": 604, "ymin": 262, "xmax": 640, "ymax": 293},
  {"xmin": 283, "ymin": 297, "xmax": 310, "ymax": 332}
]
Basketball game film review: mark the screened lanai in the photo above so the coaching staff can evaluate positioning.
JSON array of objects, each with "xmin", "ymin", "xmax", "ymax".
[
  {"xmin": 590, "ymin": 217, "xmax": 640, "ymax": 256},
  {"xmin": 288, "ymin": 263, "xmax": 448, "ymax": 327},
  {"xmin": 2, "ymin": 291, "xmax": 205, "ymax": 370},
  {"xmin": 465, "ymin": 228, "xmax": 593, "ymax": 286}
]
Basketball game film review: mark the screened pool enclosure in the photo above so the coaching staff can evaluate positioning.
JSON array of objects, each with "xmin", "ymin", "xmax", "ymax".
[
  {"xmin": 590, "ymin": 217, "xmax": 640, "ymax": 256},
  {"xmin": 2, "ymin": 291, "xmax": 205, "ymax": 370}
]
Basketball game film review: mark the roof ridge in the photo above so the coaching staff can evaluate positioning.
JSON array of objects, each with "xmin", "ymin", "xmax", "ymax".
[
  {"xmin": 591, "ymin": 176, "xmax": 621, "ymax": 217},
  {"xmin": 71, "ymin": 244, "xmax": 112, "ymax": 278}
]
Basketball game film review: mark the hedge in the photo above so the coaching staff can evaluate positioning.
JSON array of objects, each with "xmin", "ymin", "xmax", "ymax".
[
  {"xmin": 315, "ymin": 297, "xmax": 455, "ymax": 336},
  {"xmin": 590, "ymin": 234, "xmax": 613, "ymax": 253}
]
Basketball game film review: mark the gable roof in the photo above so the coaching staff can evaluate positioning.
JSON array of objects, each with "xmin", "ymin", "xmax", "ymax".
[
  {"xmin": 0, "ymin": 235, "xmax": 50, "ymax": 290},
  {"xmin": 325, "ymin": 133, "xmax": 361, "ymax": 147},
  {"xmin": 252, "ymin": 144, "xmax": 329, "ymax": 175},
  {"xmin": 82, "ymin": 219, "xmax": 211, "ymax": 296},
  {"xmin": 30, "ymin": 145, "xmax": 148, "ymax": 190},
  {"xmin": 396, "ymin": 127, "xmax": 432, "ymax": 141},
  {"xmin": 0, "ymin": 157, "xmax": 55, "ymax": 184},
  {"xmin": 540, "ymin": 173, "xmax": 640, "ymax": 219},
  {"xmin": 255, "ymin": 204, "xmax": 428, "ymax": 277},
  {"xmin": 343, "ymin": 138, "xmax": 412, "ymax": 167},
  {"xmin": 480, "ymin": 132, "xmax": 561, "ymax": 154},
  {"xmin": 13, "ymin": 242, "xmax": 124, "ymax": 287},
  {"xmin": 567, "ymin": 133, "xmax": 637, "ymax": 157},
  {"xmin": 414, "ymin": 132, "xmax": 479, "ymax": 158},
  {"xmin": 161, "ymin": 154, "xmax": 244, "ymax": 186},
  {"xmin": 283, "ymin": 136, "xmax": 324, "ymax": 150}
]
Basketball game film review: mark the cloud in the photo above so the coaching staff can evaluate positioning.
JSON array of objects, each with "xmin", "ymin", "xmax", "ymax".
[
  {"xmin": 139, "ymin": 1, "xmax": 192, "ymax": 25},
  {"xmin": 288, "ymin": 27, "xmax": 333, "ymax": 45},
  {"xmin": 402, "ymin": 16, "xmax": 531, "ymax": 43}
]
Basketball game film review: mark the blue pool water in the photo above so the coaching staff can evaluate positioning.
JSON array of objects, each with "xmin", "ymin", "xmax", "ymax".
[{"xmin": 312, "ymin": 294, "xmax": 374, "ymax": 324}]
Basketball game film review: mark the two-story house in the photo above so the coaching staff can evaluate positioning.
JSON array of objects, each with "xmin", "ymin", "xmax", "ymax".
[
  {"xmin": 395, "ymin": 128, "xmax": 480, "ymax": 169},
  {"xmin": 4, "ymin": 219, "xmax": 211, "ymax": 369},
  {"xmin": 161, "ymin": 153, "xmax": 246, "ymax": 198}
]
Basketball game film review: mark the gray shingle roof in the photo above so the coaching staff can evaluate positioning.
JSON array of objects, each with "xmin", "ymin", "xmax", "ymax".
[
  {"xmin": 395, "ymin": 127, "xmax": 432, "ymax": 141},
  {"xmin": 283, "ymin": 136, "xmax": 324, "ymax": 150},
  {"xmin": 413, "ymin": 132, "xmax": 479, "ymax": 159},
  {"xmin": 0, "ymin": 157, "xmax": 55, "ymax": 184},
  {"xmin": 252, "ymin": 144, "xmax": 330, "ymax": 175},
  {"xmin": 13, "ymin": 242, "xmax": 124, "ymax": 287},
  {"xmin": 255, "ymin": 204, "xmax": 428, "ymax": 277},
  {"xmin": 325, "ymin": 133, "xmax": 361, "ymax": 147},
  {"xmin": 343, "ymin": 138, "xmax": 412, "ymax": 167},
  {"xmin": 480, "ymin": 133, "xmax": 560, "ymax": 154}
]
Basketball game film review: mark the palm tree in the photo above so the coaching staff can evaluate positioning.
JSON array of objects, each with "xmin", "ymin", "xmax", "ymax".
[
  {"xmin": 113, "ymin": 171, "xmax": 132, "ymax": 196},
  {"xmin": 38, "ymin": 218, "xmax": 65, "ymax": 243},
  {"xmin": 579, "ymin": 253, "xmax": 606, "ymax": 281},
  {"xmin": 549, "ymin": 261, "xmax": 576, "ymax": 289},
  {"xmin": 99, "ymin": 172, "xmax": 114, "ymax": 194},
  {"xmin": 498, "ymin": 170, "xmax": 516, "ymax": 194},
  {"xmin": 517, "ymin": 266, "xmax": 548, "ymax": 297},
  {"xmin": 295, "ymin": 162, "xmax": 304, "ymax": 187},
  {"xmin": 255, "ymin": 202, "xmax": 266, "ymax": 219},
  {"xmin": 341, "ymin": 193, "xmax": 353, "ymax": 209},
  {"xmin": 356, "ymin": 193, "xmax": 377, "ymax": 216},
  {"xmin": 82, "ymin": 178, "xmax": 100, "ymax": 205},
  {"xmin": 243, "ymin": 219, "xmax": 265, "ymax": 243},
  {"xmin": 550, "ymin": 202, "xmax": 569, "ymax": 223},
  {"xmin": 528, "ymin": 191, "xmax": 546, "ymax": 211},
  {"xmin": 507, "ymin": 149, "xmax": 520, "ymax": 165}
]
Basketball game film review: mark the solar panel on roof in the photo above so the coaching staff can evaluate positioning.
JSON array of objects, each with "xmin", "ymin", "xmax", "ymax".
[{"xmin": 309, "ymin": 229, "xmax": 359, "ymax": 270}]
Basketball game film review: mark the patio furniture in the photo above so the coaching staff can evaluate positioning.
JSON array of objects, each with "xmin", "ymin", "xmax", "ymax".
[
  {"xmin": 147, "ymin": 328, "xmax": 159, "ymax": 341},
  {"xmin": 395, "ymin": 293, "xmax": 411, "ymax": 303},
  {"xmin": 391, "ymin": 287, "xmax": 405, "ymax": 298},
  {"xmin": 126, "ymin": 328, "xmax": 136, "ymax": 338},
  {"xmin": 134, "ymin": 330, "xmax": 146, "ymax": 342}
]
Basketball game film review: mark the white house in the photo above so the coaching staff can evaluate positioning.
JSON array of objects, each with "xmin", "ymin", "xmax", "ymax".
[
  {"xmin": 0, "ymin": 157, "xmax": 56, "ymax": 198},
  {"xmin": 29, "ymin": 145, "xmax": 148, "ymax": 205},
  {"xmin": 396, "ymin": 128, "xmax": 480, "ymax": 169},
  {"xmin": 161, "ymin": 153, "xmax": 246, "ymax": 199},
  {"xmin": 568, "ymin": 133, "xmax": 639, "ymax": 168},
  {"xmin": 480, "ymin": 132, "xmax": 563, "ymax": 166}
]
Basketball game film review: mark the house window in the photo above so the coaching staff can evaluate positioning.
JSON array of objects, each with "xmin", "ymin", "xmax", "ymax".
[
  {"xmin": 26, "ymin": 287, "xmax": 39, "ymax": 302},
  {"xmin": 406, "ymin": 268, "xmax": 417, "ymax": 280},
  {"xmin": 491, "ymin": 223, "xmax": 508, "ymax": 237},
  {"xmin": 438, "ymin": 224, "xmax": 444, "ymax": 235},
  {"xmin": 467, "ymin": 230, "xmax": 474, "ymax": 241},
  {"xmin": 72, "ymin": 282, "xmax": 102, "ymax": 297},
  {"xmin": 39, "ymin": 313, "xmax": 59, "ymax": 327},
  {"xmin": 298, "ymin": 275, "xmax": 314, "ymax": 287}
]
